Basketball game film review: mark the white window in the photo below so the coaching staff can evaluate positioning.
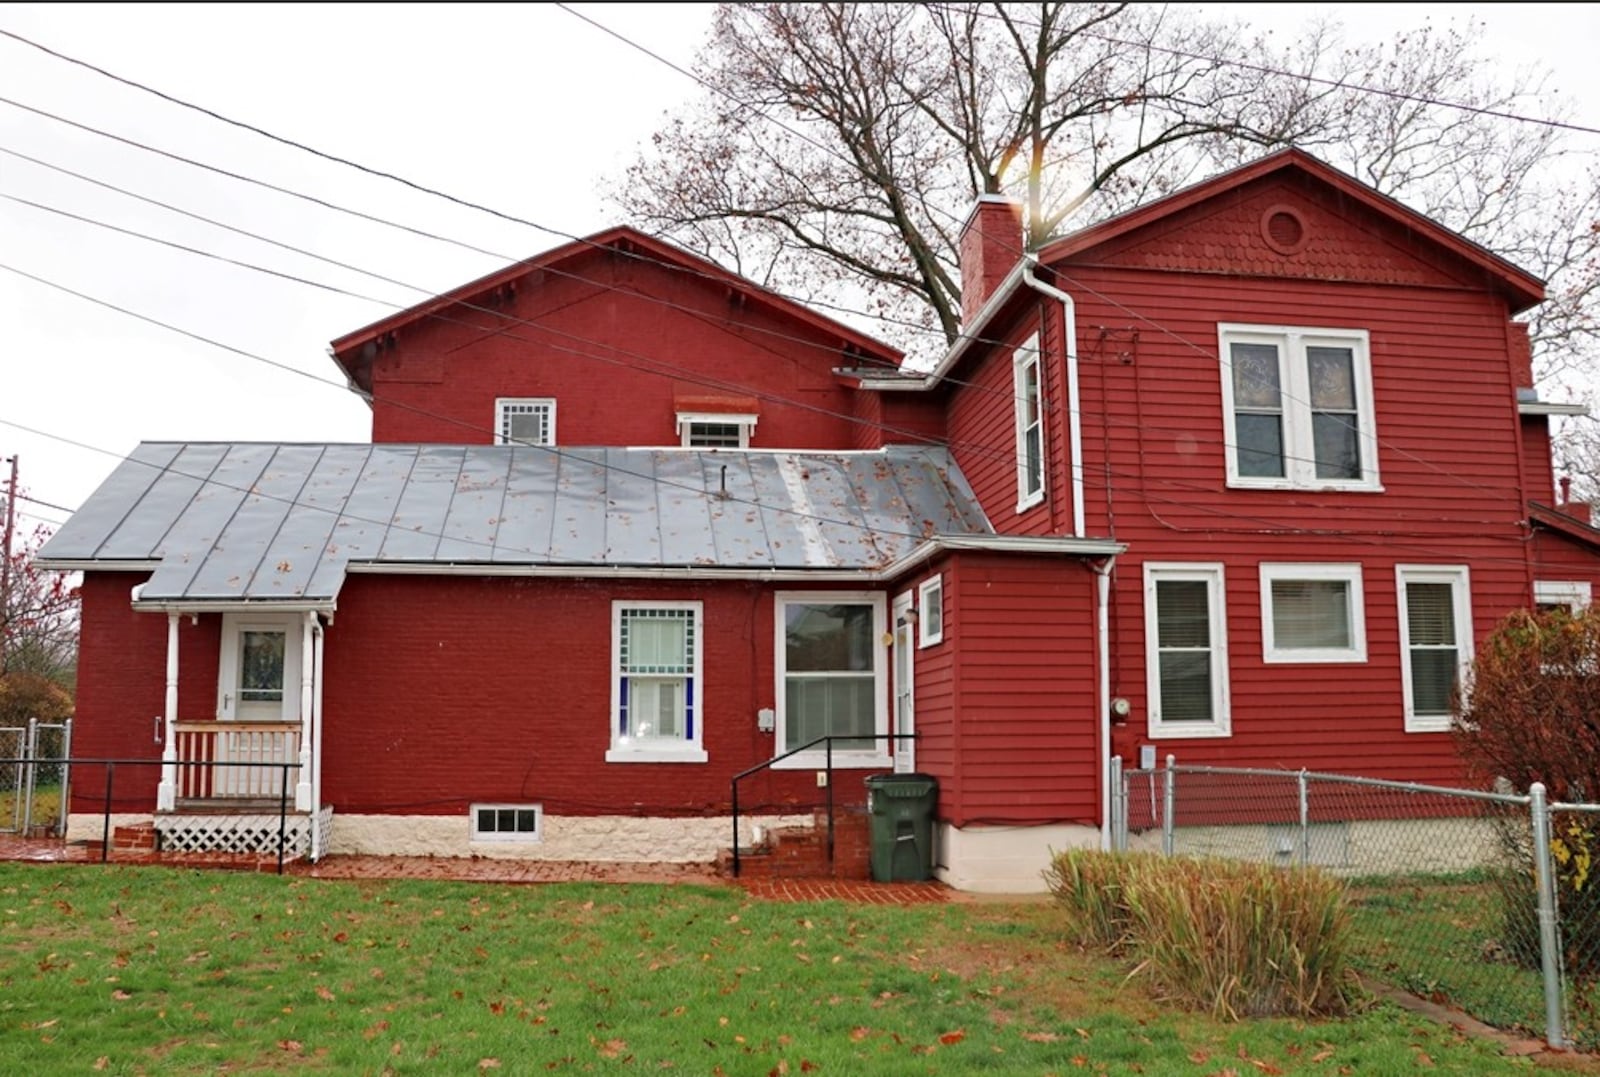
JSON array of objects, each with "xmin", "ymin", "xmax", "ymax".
[
  {"xmin": 1144, "ymin": 564, "xmax": 1230, "ymax": 739},
  {"xmin": 1259, "ymin": 563, "xmax": 1367, "ymax": 663},
  {"xmin": 917, "ymin": 575, "xmax": 944, "ymax": 647},
  {"xmin": 774, "ymin": 592, "xmax": 889, "ymax": 767},
  {"xmin": 1534, "ymin": 580, "xmax": 1591, "ymax": 614},
  {"xmin": 608, "ymin": 602, "xmax": 706, "ymax": 762},
  {"xmin": 1013, "ymin": 336, "xmax": 1045, "ymax": 509},
  {"xmin": 677, "ymin": 412, "xmax": 757, "ymax": 448},
  {"xmin": 1218, "ymin": 325, "xmax": 1378, "ymax": 490},
  {"xmin": 495, "ymin": 398, "xmax": 556, "ymax": 446},
  {"xmin": 1396, "ymin": 565, "xmax": 1474, "ymax": 733},
  {"xmin": 472, "ymin": 803, "xmax": 542, "ymax": 842}
]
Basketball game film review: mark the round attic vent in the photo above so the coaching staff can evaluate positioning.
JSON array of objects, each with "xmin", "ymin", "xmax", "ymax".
[{"xmin": 1260, "ymin": 205, "xmax": 1308, "ymax": 255}]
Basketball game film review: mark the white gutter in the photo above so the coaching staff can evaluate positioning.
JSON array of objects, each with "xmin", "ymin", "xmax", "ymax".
[
  {"xmin": 1519, "ymin": 401, "xmax": 1590, "ymax": 417},
  {"xmin": 1093, "ymin": 557, "xmax": 1116, "ymax": 850},
  {"xmin": 130, "ymin": 598, "xmax": 338, "ymax": 615},
  {"xmin": 343, "ymin": 534, "xmax": 1126, "ymax": 585},
  {"xmin": 856, "ymin": 259, "xmax": 1035, "ymax": 392},
  {"xmin": 1021, "ymin": 255, "xmax": 1085, "ymax": 539},
  {"xmin": 310, "ymin": 617, "xmax": 326, "ymax": 861}
]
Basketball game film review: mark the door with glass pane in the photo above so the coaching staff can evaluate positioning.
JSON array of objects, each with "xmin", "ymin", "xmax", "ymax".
[
  {"xmin": 215, "ymin": 615, "xmax": 302, "ymax": 798},
  {"xmin": 892, "ymin": 594, "xmax": 916, "ymax": 773}
]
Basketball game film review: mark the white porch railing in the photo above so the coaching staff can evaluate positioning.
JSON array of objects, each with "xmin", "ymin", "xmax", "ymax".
[{"xmin": 172, "ymin": 721, "xmax": 301, "ymax": 801}]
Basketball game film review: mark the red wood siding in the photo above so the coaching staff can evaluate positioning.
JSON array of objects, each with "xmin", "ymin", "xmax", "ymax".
[
  {"xmin": 367, "ymin": 246, "xmax": 869, "ymax": 449},
  {"xmin": 944, "ymin": 552, "xmax": 1100, "ymax": 826},
  {"xmin": 1522, "ymin": 417, "xmax": 1558, "ymax": 505},
  {"xmin": 1529, "ymin": 529, "xmax": 1600, "ymax": 599}
]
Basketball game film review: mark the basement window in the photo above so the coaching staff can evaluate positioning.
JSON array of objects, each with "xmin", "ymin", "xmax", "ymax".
[{"xmin": 472, "ymin": 803, "xmax": 543, "ymax": 842}]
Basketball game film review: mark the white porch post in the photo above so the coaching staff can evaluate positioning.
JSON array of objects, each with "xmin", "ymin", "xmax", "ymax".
[
  {"xmin": 296, "ymin": 610, "xmax": 315, "ymax": 811},
  {"xmin": 156, "ymin": 612, "xmax": 179, "ymax": 811},
  {"xmin": 310, "ymin": 617, "xmax": 326, "ymax": 859}
]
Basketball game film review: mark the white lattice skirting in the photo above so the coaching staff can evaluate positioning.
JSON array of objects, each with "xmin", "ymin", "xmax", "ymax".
[{"xmin": 155, "ymin": 807, "xmax": 334, "ymax": 858}]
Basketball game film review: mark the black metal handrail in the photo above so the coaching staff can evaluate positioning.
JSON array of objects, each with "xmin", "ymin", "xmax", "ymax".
[
  {"xmin": 729, "ymin": 733, "xmax": 915, "ymax": 878},
  {"xmin": 4, "ymin": 757, "xmax": 304, "ymax": 875}
]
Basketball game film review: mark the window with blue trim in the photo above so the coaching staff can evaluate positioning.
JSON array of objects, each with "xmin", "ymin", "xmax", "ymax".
[{"xmin": 608, "ymin": 602, "xmax": 706, "ymax": 762}]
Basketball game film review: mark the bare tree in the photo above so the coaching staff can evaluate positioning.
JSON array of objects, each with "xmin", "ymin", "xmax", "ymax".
[
  {"xmin": 613, "ymin": 3, "xmax": 1316, "ymax": 353},
  {"xmin": 611, "ymin": 4, "xmax": 1599, "ymax": 415}
]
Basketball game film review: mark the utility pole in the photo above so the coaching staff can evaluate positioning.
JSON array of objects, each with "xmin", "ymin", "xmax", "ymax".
[{"xmin": 1, "ymin": 454, "xmax": 14, "ymax": 674}]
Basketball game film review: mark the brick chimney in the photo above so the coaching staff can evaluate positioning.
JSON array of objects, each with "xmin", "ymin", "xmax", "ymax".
[{"xmin": 959, "ymin": 194, "xmax": 1024, "ymax": 328}]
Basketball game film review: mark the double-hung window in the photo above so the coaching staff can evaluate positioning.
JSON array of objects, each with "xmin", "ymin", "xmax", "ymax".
[
  {"xmin": 1396, "ymin": 566, "xmax": 1473, "ymax": 732},
  {"xmin": 608, "ymin": 602, "xmax": 706, "ymax": 762},
  {"xmin": 1013, "ymin": 336, "xmax": 1045, "ymax": 510},
  {"xmin": 917, "ymin": 575, "xmax": 944, "ymax": 647},
  {"xmin": 774, "ymin": 592, "xmax": 888, "ymax": 767},
  {"xmin": 1144, "ymin": 564, "xmax": 1230, "ymax": 738},
  {"xmin": 1259, "ymin": 563, "xmax": 1366, "ymax": 663},
  {"xmin": 1219, "ymin": 325, "xmax": 1378, "ymax": 490},
  {"xmin": 495, "ymin": 398, "xmax": 556, "ymax": 446}
]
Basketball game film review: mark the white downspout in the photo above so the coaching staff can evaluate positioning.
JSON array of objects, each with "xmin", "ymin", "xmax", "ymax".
[
  {"xmin": 310, "ymin": 617, "xmax": 326, "ymax": 860},
  {"xmin": 1022, "ymin": 255, "xmax": 1085, "ymax": 539},
  {"xmin": 1023, "ymin": 256, "xmax": 1108, "ymax": 842},
  {"xmin": 296, "ymin": 610, "xmax": 315, "ymax": 811},
  {"xmin": 1093, "ymin": 557, "xmax": 1116, "ymax": 850},
  {"xmin": 157, "ymin": 611, "xmax": 179, "ymax": 811}
]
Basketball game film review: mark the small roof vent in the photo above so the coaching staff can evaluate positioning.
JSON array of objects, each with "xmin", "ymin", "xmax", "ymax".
[{"xmin": 1261, "ymin": 205, "xmax": 1308, "ymax": 256}]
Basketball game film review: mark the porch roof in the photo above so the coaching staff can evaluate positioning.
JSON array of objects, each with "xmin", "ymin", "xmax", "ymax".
[{"xmin": 37, "ymin": 442, "xmax": 999, "ymax": 604}]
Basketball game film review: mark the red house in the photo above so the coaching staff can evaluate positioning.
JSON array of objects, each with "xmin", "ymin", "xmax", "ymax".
[{"xmin": 40, "ymin": 149, "xmax": 1600, "ymax": 891}]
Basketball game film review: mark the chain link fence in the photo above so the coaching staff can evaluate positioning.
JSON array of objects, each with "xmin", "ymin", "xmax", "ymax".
[
  {"xmin": 1, "ymin": 718, "xmax": 71, "ymax": 836},
  {"xmin": 1112, "ymin": 758, "xmax": 1600, "ymax": 1050}
]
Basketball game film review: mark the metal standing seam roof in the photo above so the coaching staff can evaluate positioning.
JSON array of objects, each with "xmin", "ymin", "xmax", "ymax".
[{"xmin": 36, "ymin": 442, "xmax": 996, "ymax": 605}]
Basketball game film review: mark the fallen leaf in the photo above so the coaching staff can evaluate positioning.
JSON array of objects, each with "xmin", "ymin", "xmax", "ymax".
[
  {"xmin": 849, "ymin": 1027, "xmax": 870, "ymax": 1042},
  {"xmin": 1022, "ymin": 1031, "xmax": 1059, "ymax": 1043},
  {"xmin": 939, "ymin": 1030, "xmax": 966, "ymax": 1046},
  {"xmin": 92, "ymin": 1058, "xmax": 108, "ymax": 1071},
  {"xmin": 478, "ymin": 1059, "xmax": 501, "ymax": 1071},
  {"xmin": 597, "ymin": 1038, "xmax": 627, "ymax": 1059},
  {"xmin": 278, "ymin": 1040, "xmax": 303, "ymax": 1053},
  {"xmin": 316, "ymin": 985, "xmax": 335, "ymax": 1002},
  {"xmin": 111, "ymin": 990, "xmax": 132, "ymax": 1001}
]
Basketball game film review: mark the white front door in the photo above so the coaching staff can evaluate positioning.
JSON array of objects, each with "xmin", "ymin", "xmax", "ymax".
[
  {"xmin": 892, "ymin": 593, "xmax": 916, "ymax": 773},
  {"xmin": 215, "ymin": 614, "xmax": 303, "ymax": 798}
]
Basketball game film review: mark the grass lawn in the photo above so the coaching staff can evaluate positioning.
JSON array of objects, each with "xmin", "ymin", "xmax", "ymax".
[{"xmin": 1, "ymin": 864, "xmax": 1593, "ymax": 1076}]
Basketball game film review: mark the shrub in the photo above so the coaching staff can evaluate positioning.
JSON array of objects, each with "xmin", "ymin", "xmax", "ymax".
[{"xmin": 1045, "ymin": 849, "xmax": 1357, "ymax": 1019}]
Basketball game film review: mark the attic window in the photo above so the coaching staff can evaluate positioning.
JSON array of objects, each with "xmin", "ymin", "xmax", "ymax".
[
  {"xmin": 496, "ymin": 398, "xmax": 556, "ymax": 446},
  {"xmin": 677, "ymin": 412, "xmax": 757, "ymax": 449},
  {"xmin": 1260, "ymin": 205, "xmax": 1308, "ymax": 256}
]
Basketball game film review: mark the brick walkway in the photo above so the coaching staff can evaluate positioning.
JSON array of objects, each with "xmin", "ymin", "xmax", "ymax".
[{"xmin": 0, "ymin": 837, "xmax": 953, "ymax": 905}]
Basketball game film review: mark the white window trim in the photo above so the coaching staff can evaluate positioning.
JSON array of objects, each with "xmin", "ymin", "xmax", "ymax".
[
  {"xmin": 495, "ymin": 397, "xmax": 557, "ymax": 446},
  {"xmin": 773, "ymin": 590, "xmax": 890, "ymax": 769},
  {"xmin": 1013, "ymin": 335, "xmax": 1046, "ymax": 511},
  {"xmin": 917, "ymin": 575, "xmax": 944, "ymax": 648},
  {"xmin": 1535, "ymin": 580, "xmax": 1592, "ymax": 612},
  {"xmin": 676, "ymin": 411, "xmax": 758, "ymax": 449},
  {"xmin": 1259, "ymin": 563, "xmax": 1367, "ymax": 664},
  {"xmin": 607, "ymin": 601, "xmax": 708, "ymax": 763},
  {"xmin": 1143, "ymin": 563, "xmax": 1230, "ymax": 740},
  {"xmin": 471, "ymin": 803, "xmax": 543, "ymax": 843},
  {"xmin": 1217, "ymin": 324, "xmax": 1380, "ymax": 492},
  {"xmin": 1396, "ymin": 565, "xmax": 1474, "ymax": 734}
]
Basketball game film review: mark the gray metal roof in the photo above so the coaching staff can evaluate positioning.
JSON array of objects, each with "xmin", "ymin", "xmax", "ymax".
[{"xmin": 38, "ymin": 443, "xmax": 994, "ymax": 605}]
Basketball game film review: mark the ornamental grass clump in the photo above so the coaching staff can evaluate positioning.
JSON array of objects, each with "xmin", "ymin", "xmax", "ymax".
[{"xmin": 1045, "ymin": 849, "xmax": 1358, "ymax": 1020}]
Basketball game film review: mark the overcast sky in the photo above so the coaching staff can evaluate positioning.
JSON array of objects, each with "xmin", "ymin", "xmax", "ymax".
[{"xmin": 2, "ymin": 2, "xmax": 1597, "ymax": 533}]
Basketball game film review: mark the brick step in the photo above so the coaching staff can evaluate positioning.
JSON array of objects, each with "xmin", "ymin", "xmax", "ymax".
[{"xmin": 722, "ymin": 810, "xmax": 872, "ymax": 880}]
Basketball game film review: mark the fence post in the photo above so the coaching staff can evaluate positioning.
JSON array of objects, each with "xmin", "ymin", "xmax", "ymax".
[
  {"xmin": 1298, "ymin": 768, "xmax": 1310, "ymax": 868},
  {"xmin": 23, "ymin": 717, "xmax": 37, "ymax": 833},
  {"xmin": 58, "ymin": 718, "xmax": 72, "ymax": 839},
  {"xmin": 1530, "ymin": 782, "xmax": 1566, "ymax": 1050},
  {"xmin": 1108, "ymin": 755, "xmax": 1123, "ymax": 852},
  {"xmin": 1162, "ymin": 754, "xmax": 1176, "ymax": 857}
]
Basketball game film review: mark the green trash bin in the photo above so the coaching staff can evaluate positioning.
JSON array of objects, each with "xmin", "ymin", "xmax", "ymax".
[{"xmin": 865, "ymin": 772, "xmax": 938, "ymax": 882}]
